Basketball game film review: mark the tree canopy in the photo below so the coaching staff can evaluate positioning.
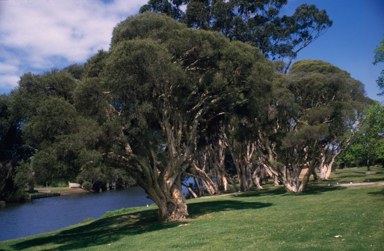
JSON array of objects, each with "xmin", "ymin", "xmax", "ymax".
[{"xmin": 140, "ymin": 0, "xmax": 333, "ymax": 72}]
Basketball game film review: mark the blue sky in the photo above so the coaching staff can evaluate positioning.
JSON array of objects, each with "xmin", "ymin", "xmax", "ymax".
[{"xmin": 0, "ymin": 0, "xmax": 383, "ymax": 102}]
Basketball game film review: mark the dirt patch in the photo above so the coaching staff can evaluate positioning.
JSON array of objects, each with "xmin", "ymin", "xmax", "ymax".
[
  {"xmin": 36, "ymin": 188, "xmax": 91, "ymax": 196},
  {"xmin": 59, "ymin": 188, "xmax": 91, "ymax": 196}
]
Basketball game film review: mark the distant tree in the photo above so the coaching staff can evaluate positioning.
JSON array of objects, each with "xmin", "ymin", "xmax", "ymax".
[
  {"xmin": 140, "ymin": 0, "xmax": 332, "ymax": 72},
  {"xmin": 338, "ymin": 102, "xmax": 384, "ymax": 169},
  {"xmin": 12, "ymin": 69, "xmax": 103, "ymax": 186},
  {"xmin": 257, "ymin": 60, "xmax": 369, "ymax": 191},
  {"xmin": 373, "ymin": 37, "xmax": 384, "ymax": 95}
]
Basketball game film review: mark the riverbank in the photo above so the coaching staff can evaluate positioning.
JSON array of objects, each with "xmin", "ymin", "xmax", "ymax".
[
  {"xmin": 1, "ymin": 182, "xmax": 383, "ymax": 250},
  {"xmin": 24, "ymin": 187, "xmax": 91, "ymax": 201},
  {"xmin": 1, "ymin": 167, "xmax": 383, "ymax": 250},
  {"xmin": 35, "ymin": 187, "xmax": 91, "ymax": 196}
]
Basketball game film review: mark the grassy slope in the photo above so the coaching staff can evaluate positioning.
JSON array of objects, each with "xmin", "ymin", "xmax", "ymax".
[{"xmin": 1, "ymin": 167, "xmax": 383, "ymax": 251}]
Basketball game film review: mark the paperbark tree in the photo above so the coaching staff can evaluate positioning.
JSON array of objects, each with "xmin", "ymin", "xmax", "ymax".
[
  {"xmin": 76, "ymin": 12, "xmax": 273, "ymax": 220},
  {"xmin": 258, "ymin": 60, "xmax": 369, "ymax": 191}
]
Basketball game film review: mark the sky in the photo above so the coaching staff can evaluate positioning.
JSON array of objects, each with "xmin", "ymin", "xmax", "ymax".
[{"xmin": 0, "ymin": 0, "xmax": 383, "ymax": 102}]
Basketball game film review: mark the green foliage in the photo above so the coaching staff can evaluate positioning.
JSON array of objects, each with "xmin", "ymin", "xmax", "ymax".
[
  {"xmin": 141, "ymin": 0, "xmax": 332, "ymax": 65},
  {"xmin": 373, "ymin": 37, "xmax": 384, "ymax": 65},
  {"xmin": 289, "ymin": 59, "xmax": 349, "ymax": 76},
  {"xmin": 82, "ymin": 181, "xmax": 92, "ymax": 190},
  {"xmin": 0, "ymin": 94, "xmax": 31, "ymax": 201},
  {"xmin": 373, "ymin": 37, "xmax": 384, "ymax": 95},
  {"xmin": 338, "ymin": 102, "xmax": 384, "ymax": 167},
  {"xmin": 13, "ymin": 161, "xmax": 34, "ymax": 189}
]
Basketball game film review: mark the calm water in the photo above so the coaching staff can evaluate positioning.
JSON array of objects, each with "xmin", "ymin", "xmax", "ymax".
[{"xmin": 0, "ymin": 186, "xmax": 154, "ymax": 241}]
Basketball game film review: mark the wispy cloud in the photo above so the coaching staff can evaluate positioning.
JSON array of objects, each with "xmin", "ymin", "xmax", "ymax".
[{"xmin": 0, "ymin": 0, "xmax": 146, "ymax": 93}]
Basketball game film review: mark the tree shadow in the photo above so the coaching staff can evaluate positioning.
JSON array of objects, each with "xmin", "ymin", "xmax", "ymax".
[
  {"xmin": 298, "ymin": 184, "xmax": 347, "ymax": 195},
  {"xmin": 367, "ymin": 187, "xmax": 384, "ymax": 196},
  {"xmin": 363, "ymin": 178, "xmax": 384, "ymax": 182},
  {"xmin": 11, "ymin": 200, "xmax": 272, "ymax": 250},
  {"xmin": 187, "ymin": 199, "xmax": 272, "ymax": 219},
  {"xmin": 236, "ymin": 183, "xmax": 347, "ymax": 197},
  {"xmin": 242, "ymin": 186, "xmax": 287, "ymax": 197},
  {"xmin": 11, "ymin": 209, "xmax": 171, "ymax": 251}
]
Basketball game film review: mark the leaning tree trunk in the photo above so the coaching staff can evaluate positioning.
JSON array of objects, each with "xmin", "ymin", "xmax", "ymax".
[
  {"xmin": 252, "ymin": 166, "xmax": 263, "ymax": 189},
  {"xmin": 319, "ymin": 122, "xmax": 362, "ymax": 180},
  {"xmin": 109, "ymin": 152, "xmax": 189, "ymax": 221}
]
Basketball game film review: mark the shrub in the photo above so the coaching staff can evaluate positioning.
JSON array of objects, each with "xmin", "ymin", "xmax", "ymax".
[{"xmin": 82, "ymin": 181, "xmax": 92, "ymax": 190}]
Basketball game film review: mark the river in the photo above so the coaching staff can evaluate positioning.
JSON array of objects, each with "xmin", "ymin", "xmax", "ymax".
[{"xmin": 0, "ymin": 186, "xmax": 157, "ymax": 242}]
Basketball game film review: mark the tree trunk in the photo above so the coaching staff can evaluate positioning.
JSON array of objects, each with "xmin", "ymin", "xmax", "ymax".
[
  {"xmin": 182, "ymin": 183, "xmax": 198, "ymax": 198},
  {"xmin": 210, "ymin": 138, "xmax": 228, "ymax": 191},
  {"xmin": 273, "ymin": 176, "xmax": 280, "ymax": 186},
  {"xmin": 252, "ymin": 166, "xmax": 263, "ymax": 189},
  {"xmin": 228, "ymin": 140, "xmax": 255, "ymax": 192},
  {"xmin": 311, "ymin": 168, "xmax": 320, "ymax": 180}
]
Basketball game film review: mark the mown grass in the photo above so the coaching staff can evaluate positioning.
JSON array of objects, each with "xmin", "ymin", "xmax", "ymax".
[{"xmin": 1, "ymin": 168, "xmax": 383, "ymax": 251}]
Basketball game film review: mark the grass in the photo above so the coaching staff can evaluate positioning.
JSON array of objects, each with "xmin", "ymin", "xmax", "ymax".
[{"xmin": 1, "ymin": 168, "xmax": 383, "ymax": 251}]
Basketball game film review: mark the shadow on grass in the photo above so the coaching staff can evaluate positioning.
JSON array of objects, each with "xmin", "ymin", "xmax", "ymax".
[
  {"xmin": 11, "ymin": 200, "xmax": 272, "ymax": 250},
  {"xmin": 367, "ymin": 187, "xmax": 384, "ymax": 196},
  {"xmin": 238, "ymin": 183, "xmax": 347, "ymax": 197},
  {"xmin": 11, "ymin": 209, "xmax": 164, "ymax": 251},
  {"xmin": 187, "ymin": 200, "xmax": 272, "ymax": 219},
  {"xmin": 363, "ymin": 178, "xmax": 384, "ymax": 182},
  {"xmin": 299, "ymin": 184, "xmax": 347, "ymax": 195}
]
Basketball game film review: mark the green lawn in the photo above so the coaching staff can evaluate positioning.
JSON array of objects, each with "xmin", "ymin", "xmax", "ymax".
[{"xmin": 1, "ymin": 168, "xmax": 383, "ymax": 251}]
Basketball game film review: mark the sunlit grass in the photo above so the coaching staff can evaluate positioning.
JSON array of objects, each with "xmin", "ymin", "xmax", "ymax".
[{"xmin": 1, "ymin": 168, "xmax": 383, "ymax": 250}]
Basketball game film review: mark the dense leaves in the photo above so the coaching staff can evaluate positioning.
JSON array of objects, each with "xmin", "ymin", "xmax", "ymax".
[
  {"xmin": 373, "ymin": 37, "xmax": 384, "ymax": 95},
  {"xmin": 140, "ymin": 0, "xmax": 332, "ymax": 71}
]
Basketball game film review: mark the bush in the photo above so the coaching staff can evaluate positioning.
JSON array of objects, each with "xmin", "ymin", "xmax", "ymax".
[
  {"xmin": 82, "ymin": 181, "xmax": 92, "ymax": 190},
  {"xmin": 5, "ymin": 189, "xmax": 28, "ymax": 202}
]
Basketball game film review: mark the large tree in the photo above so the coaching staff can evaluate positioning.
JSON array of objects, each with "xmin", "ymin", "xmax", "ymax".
[
  {"xmin": 75, "ymin": 12, "xmax": 274, "ymax": 220},
  {"xmin": 257, "ymin": 60, "xmax": 369, "ymax": 191}
]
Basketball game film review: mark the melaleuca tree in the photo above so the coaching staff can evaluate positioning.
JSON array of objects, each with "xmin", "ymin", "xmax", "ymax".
[
  {"xmin": 140, "ymin": 0, "xmax": 332, "ymax": 71},
  {"xmin": 75, "ymin": 12, "xmax": 273, "ymax": 220},
  {"xmin": 258, "ymin": 60, "xmax": 369, "ymax": 191}
]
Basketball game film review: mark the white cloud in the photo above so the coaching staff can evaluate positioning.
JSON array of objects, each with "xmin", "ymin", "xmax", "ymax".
[
  {"xmin": 0, "ymin": 0, "xmax": 146, "ymax": 93},
  {"xmin": 0, "ymin": 74, "xmax": 20, "ymax": 90}
]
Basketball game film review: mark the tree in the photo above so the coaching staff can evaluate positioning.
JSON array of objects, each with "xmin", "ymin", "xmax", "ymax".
[
  {"xmin": 76, "ymin": 12, "xmax": 274, "ymax": 220},
  {"xmin": 12, "ymin": 69, "xmax": 104, "ymax": 186},
  {"xmin": 338, "ymin": 102, "xmax": 384, "ymax": 169},
  {"xmin": 373, "ymin": 37, "xmax": 384, "ymax": 95},
  {"xmin": 0, "ymin": 94, "xmax": 31, "ymax": 201},
  {"xmin": 140, "ymin": 0, "xmax": 332, "ymax": 71},
  {"xmin": 257, "ymin": 60, "xmax": 369, "ymax": 191}
]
